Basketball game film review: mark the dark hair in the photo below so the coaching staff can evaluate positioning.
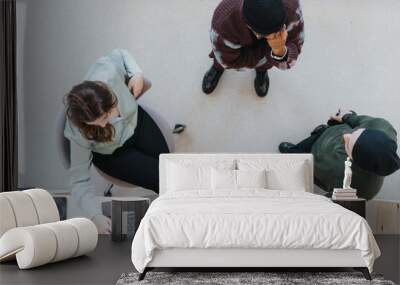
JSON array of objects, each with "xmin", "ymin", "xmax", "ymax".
[{"xmin": 65, "ymin": 81, "xmax": 118, "ymax": 143}]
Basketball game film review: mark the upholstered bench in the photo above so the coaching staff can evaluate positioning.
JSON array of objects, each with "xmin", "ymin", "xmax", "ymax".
[{"xmin": 0, "ymin": 189, "xmax": 98, "ymax": 269}]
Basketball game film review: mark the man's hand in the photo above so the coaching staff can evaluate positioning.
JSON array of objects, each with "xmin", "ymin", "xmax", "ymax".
[
  {"xmin": 128, "ymin": 73, "xmax": 144, "ymax": 98},
  {"xmin": 92, "ymin": 214, "xmax": 111, "ymax": 234},
  {"xmin": 329, "ymin": 109, "xmax": 353, "ymax": 123},
  {"xmin": 266, "ymin": 29, "xmax": 288, "ymax": 57}
]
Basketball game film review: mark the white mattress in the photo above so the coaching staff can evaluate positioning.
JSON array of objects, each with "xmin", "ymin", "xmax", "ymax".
[{"xmin": 131, "ymin": 190, "xmax": 380, "ymax": 273}]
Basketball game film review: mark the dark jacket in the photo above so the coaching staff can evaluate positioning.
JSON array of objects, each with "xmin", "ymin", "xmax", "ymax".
[
  {"xmin": 312, "ymin": 113, "xmax": 398, "ymax": 200},
  {"xmin": 209, "ymin": 0, "xmax": 304, "ymax": 70}
]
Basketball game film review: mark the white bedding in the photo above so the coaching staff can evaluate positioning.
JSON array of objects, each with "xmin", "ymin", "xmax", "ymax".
[{"xmin": 131, "ymin": 190, "xmax": 380, "ymax": 273}]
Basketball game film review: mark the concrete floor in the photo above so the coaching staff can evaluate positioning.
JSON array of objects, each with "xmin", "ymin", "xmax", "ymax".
[
  {"xmin": 0, "ymin": 235, "xmax": 398, "ymax": 285},
  {"xmin": 17, "ymin": 0, "xmax": 400, "ymax": 201},
  {"xmin": 0, "ymin": 236, "xmax": 133, "ymax": 285}
]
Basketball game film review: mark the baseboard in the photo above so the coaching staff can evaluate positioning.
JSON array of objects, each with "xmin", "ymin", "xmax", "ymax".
[{"xmin": 366, "ymin": 200, "xmax": 400, "ymax": 234}]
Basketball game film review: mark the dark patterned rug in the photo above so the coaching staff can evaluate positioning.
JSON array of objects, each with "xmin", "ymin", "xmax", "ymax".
[{"xmin": 116, "ymin": 272, "xmax": 396, "ymax": 285}]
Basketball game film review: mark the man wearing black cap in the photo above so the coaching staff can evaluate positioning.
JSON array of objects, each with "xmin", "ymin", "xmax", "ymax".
[
  {"xmin": 202, "ymin": 0, "xmax": 304, "ymax": 97},
  {"xmin": 278, "ymin": 110, "xmax": 400, "ymax": 200}
]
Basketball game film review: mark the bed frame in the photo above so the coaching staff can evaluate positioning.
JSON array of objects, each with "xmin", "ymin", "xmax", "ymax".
[{"xmin": 139, "ymin": 154, "xmax": 371, "ymax": 281}]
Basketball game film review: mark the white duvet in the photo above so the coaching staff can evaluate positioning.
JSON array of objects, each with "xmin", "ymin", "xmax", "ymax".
[{"xmin": 131, "ymin": 190, "xmax": 380, "ymax": 273}]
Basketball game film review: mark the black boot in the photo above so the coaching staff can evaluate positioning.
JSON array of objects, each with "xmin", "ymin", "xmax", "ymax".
[
  {"xmin": 279, "ymin": 142, "xmax": 297, "ymax": 153},
  {"xmin": 254, "ymin": 70, "xmax": 270, "ymax": 97},
  {"xmin": 202, "ymin": 65, "xmax": 224, "ymax": 94}
]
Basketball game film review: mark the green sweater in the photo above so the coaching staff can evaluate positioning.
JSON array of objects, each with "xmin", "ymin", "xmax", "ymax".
[{"xmin": 311, "ymin": 113, "xmax": 397, "ymax": 200}]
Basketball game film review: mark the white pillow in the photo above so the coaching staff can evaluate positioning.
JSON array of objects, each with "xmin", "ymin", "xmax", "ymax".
[
  {"xmin": 167, "ymin": 160, "xmax": 235, "ymax": 192},
  {"xmin": 266, "ymin": 165, "xmax": 306, "ymax": 191},
  {"xmin": 237, "ymin": 169, "xmax": 267, "ymax": 188},
  {"xmin": 211, "ymin": 168, "xmax": 236, "ymax": 190},
  {"xmin": 167, "ymin": 163, "xmax": 211, "ymax": 191},
  {"xmin": 211, "ymin": 169, "xmax": 268, "ymax": 190},
  {"xmin": 238, "ymin": 159, "xmax": 308, "ymax": 191}
]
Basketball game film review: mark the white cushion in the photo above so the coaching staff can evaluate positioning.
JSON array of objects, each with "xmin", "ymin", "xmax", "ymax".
[
  {"xmin": 65, "ymin": 218, "xmax": 98, "ymax": 257},
  {"xmin": 238, "ymin": 159, "xmax": 307, "ymax": 191},
  {"xmin": 211, "ymin": 169, "xmax": 268, "ymax": 191},
  {"xmin": 0, "ymin": 191, "xmax": 40, "ymax": 227},
  {"xmin": 0, "ymin": 218, "xmax": 97, "ymax": 269},
  {"xmin": 237, "ymin": 169, "xmax": 267, "ymax": 189},
  {"xmin": 168, "ymin": 163, "xmax": 211, "ymax": 191},
  {"xmin": 0, "ymin": 226, "xmax": 57, "ymax": 269},
  {"xmin": 166, "ymin": 159, "xmax": 235, "ymax": 192},
  {"xmin": 23, "ymin": 189, "xmax": 60, "ymax": 224},
  {"xmin": 267, "ymin": 164, "xmax": 307, "ymax": 191},
  {"xmin": 0, "ymin": 189, "xmax": 60, "ymax": 237},
  {"xmin": 211, "ymin": 168, "xmax": 237, "ymax": 190},
  {"xmin": 42, "ymin": 222, "xmax": 79, "ymax": 262},
  {"xmin": 0, "ymin": 196, "xmax": 17, "ymax": 237}
]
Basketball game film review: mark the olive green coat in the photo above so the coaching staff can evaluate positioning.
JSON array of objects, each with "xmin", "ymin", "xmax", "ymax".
[{"xmin": 311, "ymin": 113, "xmax": 397, "ymax": 200}]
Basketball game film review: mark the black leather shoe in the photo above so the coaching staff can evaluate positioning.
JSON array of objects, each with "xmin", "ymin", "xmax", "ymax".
[
  {"xmin": 202, "ymin": 66, "xmax": 224, "ymax": 94},
  {"xmin": 254, "ymin": 70, "xmax": 269, "ymax": 97},
  {"xmin": 279, "ymin": 142, "xmax": 296, "ymax": 153}
]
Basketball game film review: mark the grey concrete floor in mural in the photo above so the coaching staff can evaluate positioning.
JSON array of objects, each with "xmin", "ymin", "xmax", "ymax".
[
  {"xmin": 0, "ymin": 235, "xmax": 398, "ymax": 285},
  {"xmin": 16, "ymin": 0, "xmax": 400, "ymax": 201}
]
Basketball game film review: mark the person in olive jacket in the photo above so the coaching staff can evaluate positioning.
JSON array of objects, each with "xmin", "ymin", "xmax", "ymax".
[{"xmin": 279, "ymin": 109, "xmax": 400, "ymax": 200}]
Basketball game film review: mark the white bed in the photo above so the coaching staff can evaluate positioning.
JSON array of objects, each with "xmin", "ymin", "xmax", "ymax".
[{"xmin": 131, "ymin": 154, "xmax": 380, "ymax": 280}]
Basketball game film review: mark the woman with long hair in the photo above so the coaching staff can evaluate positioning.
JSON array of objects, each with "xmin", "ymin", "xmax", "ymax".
[{"xmin": 64, "ymin": 49, "xmax": 169, "ymax": 233}]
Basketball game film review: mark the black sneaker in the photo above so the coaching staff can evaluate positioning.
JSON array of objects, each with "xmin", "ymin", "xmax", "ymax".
[
  {"xmin": 202, "ymin": 65, "xmax": 224, "ymax": 94},
  {"xmin": 254, "ymin": 70, "xmax": 270, "ymax": 97},
  {"xmin": 279, "ymin": 142, "xmax": 296, "ymax": 153},
  {"xmin": 173, "ymin": 124, "xmax": 186, "ymax": 134}
]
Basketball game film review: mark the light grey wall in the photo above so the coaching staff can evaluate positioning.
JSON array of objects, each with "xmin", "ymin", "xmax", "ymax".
[{"xmin": 17, "ymin": 0, "xmax": 400, "ymax": 200}]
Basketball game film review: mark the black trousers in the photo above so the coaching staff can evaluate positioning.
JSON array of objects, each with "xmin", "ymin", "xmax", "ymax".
[
  {"xmin": 286, "ymin": 126, "xmax": 328, "ymax": 153},
  {"xmin": 287, "ymin": 120, "xmax": 344, "ymax": 153},
  {"xmin": 92, "ymin": 106, "xmax": 169, "ymax": 193}
]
